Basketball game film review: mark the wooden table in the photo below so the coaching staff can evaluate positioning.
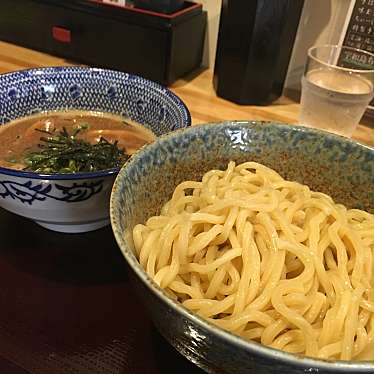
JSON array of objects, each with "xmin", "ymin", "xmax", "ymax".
[
  {"xmin": 0, "ymin": 40, "xmax": 206, "ymax": 374},
  {"xmin": 0, "ymin": 40, "xmax": 373, "ymax": 374},
  {"xmin": 0, "ymin": 40, "xmax": 373, "ymax": 147}
]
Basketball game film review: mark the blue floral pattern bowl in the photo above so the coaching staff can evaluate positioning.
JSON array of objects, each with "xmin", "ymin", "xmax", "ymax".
[{"xmin": 0, "ymin": 66, "xmax": 191, "ymax": 233}]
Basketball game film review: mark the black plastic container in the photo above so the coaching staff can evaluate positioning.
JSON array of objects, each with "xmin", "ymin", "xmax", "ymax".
[
  {"xmin": 133, "ymin": 0, "xmax": 184, "ymax": 14},
  {"xmin": 0, "ymin": 0, "xmax": 206, "ymax": 86},
  {"xmin": 213, "ymin": 0, "xmax": 304, "ymax": 105}
]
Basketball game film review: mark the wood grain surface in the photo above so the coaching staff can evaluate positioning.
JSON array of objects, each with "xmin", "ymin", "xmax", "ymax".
[
  {"xmin": 0, "ymin": 39, "xmax": 372, "ymax": 374},
  {"xmin": 0, "ymin": 40, "xmax": 373, "ymax": 147}
]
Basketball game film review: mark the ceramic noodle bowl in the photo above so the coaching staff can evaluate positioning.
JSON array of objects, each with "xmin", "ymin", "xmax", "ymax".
[
  {"xmin": 110, "ymin": 121, "xmax": 374, "ymax": 374},
  {"xmin": 0, "ymin": 67, "xmax": 190, "ymax": 233}
]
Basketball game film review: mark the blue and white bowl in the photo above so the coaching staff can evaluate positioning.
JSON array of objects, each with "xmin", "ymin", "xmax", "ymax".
[{"xmin": 0, "ymin": 66, "xmax": 191, "ymax": 233}]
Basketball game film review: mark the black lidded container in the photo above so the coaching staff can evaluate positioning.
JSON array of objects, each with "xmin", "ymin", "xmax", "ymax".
[
  {"xmin": 213, "ymin": 0, "xmax": 305, "ymax": 105},
  {"xmin": 0, "ymin": 0, "xmax": 206, "ymax": 86},
  {"xmin": 133, "ymin": 0, "xmax": 184, "ymax": 14}
]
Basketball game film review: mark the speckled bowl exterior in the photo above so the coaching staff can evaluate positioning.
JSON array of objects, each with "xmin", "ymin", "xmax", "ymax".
[
  {"xmin": 0, "ymin": 66, "xmax": 190, "ymax": 232},
  {"xmin": 110, "ymin": 121, "xmax": 374, "ymax": 374}
]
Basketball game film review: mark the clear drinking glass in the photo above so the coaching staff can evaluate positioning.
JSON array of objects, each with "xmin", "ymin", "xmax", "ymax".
[{"xmin": 299, "ymin": 45, "xmax": 374, "ymax": 137}]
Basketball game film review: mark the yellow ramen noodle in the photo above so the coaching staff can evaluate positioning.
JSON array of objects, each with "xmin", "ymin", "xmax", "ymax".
[{"xmin": 133, "ymin": 161, "xmax": 374, "ymax": 361}]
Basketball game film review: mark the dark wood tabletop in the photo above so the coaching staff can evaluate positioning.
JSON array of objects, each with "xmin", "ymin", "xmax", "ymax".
[
  {"xmin": 0, "ymin": 208, "xmax": 204, "ymax": 374},
  {"xmin": 1, "ymin": 38, "xmax": 373, "ymax": 374}
]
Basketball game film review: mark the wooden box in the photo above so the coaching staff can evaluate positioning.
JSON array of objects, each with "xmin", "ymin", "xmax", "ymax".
[{"xmin": 0, "ymin": 0, "xmax": 206, "ymax": 85}]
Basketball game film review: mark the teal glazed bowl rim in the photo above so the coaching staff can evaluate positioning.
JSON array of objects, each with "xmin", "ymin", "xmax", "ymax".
[{"xmin": 110, "ymin": 121, "xmax": 374, "ymax": 372}]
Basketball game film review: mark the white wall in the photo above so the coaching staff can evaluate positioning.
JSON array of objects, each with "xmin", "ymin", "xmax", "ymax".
[
  {"xmin": 284, "ymin": 0, "xmax": 353, "ymax": 94},
  {"xmin": 194, "ymin": 0, "xmax": 222, "ymax": 68}
]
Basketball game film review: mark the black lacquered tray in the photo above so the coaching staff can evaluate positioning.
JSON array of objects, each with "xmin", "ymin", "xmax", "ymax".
[{"xmin": 0, "ymin": 208, "xmax": 204, "ymax": 373}]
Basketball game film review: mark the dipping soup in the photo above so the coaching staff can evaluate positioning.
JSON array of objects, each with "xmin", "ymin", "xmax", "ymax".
[{"xmin": 0, "ymin": 110, "xmax": 156, "ymax": 172}]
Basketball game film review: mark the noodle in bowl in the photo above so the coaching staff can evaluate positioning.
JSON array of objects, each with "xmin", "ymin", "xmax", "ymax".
[
  {"xmin": 134, "ymin": 161, "xmax": 374, "ymax": 361},
  {"xmin": 110, "ymin": 121, "xmax": 374, "ymax": 373}
]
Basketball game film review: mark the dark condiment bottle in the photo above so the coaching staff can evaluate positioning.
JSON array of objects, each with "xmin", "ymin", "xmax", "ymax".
[{"xmin": 213, "ymin": 0, "xmax": 305, "ymax": 105}]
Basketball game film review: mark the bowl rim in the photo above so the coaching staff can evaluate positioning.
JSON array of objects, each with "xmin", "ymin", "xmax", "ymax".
[
  {"xmin": 0, "ymin": 65, "xmax": 191, "ymax": 180},
  {"xmin": 110, "ymin": 120, "xmax": 374, "ymax": 371}
]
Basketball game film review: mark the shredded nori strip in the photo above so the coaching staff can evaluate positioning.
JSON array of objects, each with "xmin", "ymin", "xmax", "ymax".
[{"xmin": 23, "ymin": 126, "xmax": 129, "ymax": 173}]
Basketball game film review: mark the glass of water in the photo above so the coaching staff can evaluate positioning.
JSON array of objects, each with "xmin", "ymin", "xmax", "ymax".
[{"xmin": 299, "ymin": 44, "xmax": 374, "ymax": 137}]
